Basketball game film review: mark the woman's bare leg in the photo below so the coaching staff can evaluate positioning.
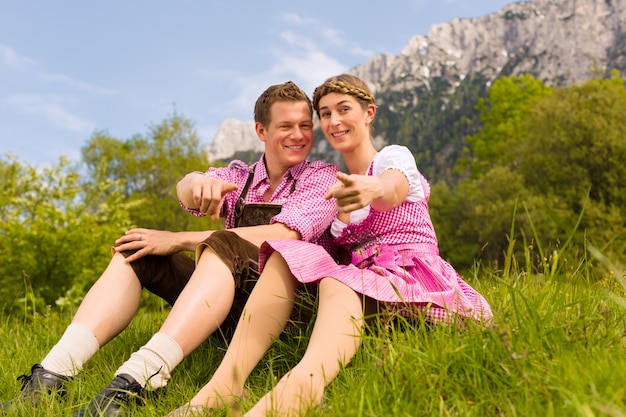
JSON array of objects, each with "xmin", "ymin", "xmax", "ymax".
[
  {"xmin": 185, "ymin": 252, "xmax": 298, "ymax": 409},
  {"xmin": 245, "ymin": 277, "xmax": 364, "ymax": 417}
]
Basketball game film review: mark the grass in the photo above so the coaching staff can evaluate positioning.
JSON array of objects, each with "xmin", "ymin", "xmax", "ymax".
[{"xmin": 1, "ymin": 262, "xmax": 625, "ymax": 416}]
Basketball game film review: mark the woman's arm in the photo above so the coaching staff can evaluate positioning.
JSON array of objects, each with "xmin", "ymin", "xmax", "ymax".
[{"xmin": 325, "ymin": 169, "xmax": 409, "ymax": 213}]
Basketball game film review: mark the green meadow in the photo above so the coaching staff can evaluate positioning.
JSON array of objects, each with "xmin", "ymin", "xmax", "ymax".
[{"xmin": 1, "ymin": 253, "xmax": 624, "ymax": 416}]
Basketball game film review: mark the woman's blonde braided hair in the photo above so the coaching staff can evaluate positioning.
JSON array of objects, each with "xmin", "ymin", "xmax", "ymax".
[{"xmin": 312, "ymin": 74, "xmax": 376, "ymax": 118}]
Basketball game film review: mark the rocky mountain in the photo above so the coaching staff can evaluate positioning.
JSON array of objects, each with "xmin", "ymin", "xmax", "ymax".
[
  {"xmin": 205, "ymin": 118, "xmax": 259, "ymax": 162},
  {"xmin": 354, "ymin": 0, "xmax": 625, "ymax": 95},
  {"xmin": 205, "ymin": 0, "xmax": 626, "ymax": 180}
]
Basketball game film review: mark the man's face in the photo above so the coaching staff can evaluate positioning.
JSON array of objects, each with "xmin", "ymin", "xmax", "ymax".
[{"xmin": 257, "ymin": 100, "xmax": 314, "ymax": 176}]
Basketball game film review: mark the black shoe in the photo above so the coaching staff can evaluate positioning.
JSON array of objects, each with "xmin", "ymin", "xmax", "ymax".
[
  {"xmin": 71, "ymin": 374, "xmax": 145, "ymax": 417},
  {"xmin": 0, "ymin": 364, "xmax": 71, "ymax": 412}
]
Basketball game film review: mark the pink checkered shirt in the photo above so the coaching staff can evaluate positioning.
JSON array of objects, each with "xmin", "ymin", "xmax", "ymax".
[{"xmin": 181, "ymin": 154, "xmax": 339, "ymax": 245}]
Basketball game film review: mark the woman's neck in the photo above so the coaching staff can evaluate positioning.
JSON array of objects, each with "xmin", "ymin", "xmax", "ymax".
[{"xmin": 343, "ymin": 142, "xmax": 378, "ymax": 175}]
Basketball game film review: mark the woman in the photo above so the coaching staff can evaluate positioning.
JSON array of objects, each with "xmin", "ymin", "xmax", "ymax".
[{"xmin": 166, "ymin": 74, "xmax": 493, "ymax": 416}]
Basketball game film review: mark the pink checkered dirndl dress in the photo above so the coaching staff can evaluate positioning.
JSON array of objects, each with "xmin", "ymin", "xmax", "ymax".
[{"xmin": 259, "ymin": 148, "xmax": 492, "ymax": 324}]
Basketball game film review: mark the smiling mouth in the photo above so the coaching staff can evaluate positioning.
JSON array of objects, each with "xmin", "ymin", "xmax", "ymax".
[
  {"xmin": 285, "ymin": 145, "xmax": 306, "ymax": 150},
  {"xmin": 331, "ymin": 130, "xmax": 348, "ymax": 138}
]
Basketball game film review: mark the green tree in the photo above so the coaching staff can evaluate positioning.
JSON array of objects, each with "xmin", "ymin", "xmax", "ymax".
[
  {"xmin": 438, "ymin": 74, "xmax": 626, "ymax": 271},
  {"xmin": 507, "ymin": 75, "xmax": 626, "ymax": 261},
  {"xmin": 0, "ymin": 155, "xmax": 133, "ymax": 314},
  {"xmin": 509, "ymin": 76, "xmax": 626, "ymax": 209},
  {"xmin": 81, "ymin": 112, "xmax": 222, "ymax": 232},
  {"xmin": 463, "ymin": 74, "xmax": 552, "ymax": 178},
  {"xmin": 0, "ymin": 113, "xmax": 244, "ymax": 314}
]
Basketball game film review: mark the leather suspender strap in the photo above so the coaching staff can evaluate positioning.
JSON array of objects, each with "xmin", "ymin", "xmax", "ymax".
[
  {"xmin": 234, "ymin": 172, "xmax": 255, "ymax": 228},
  {"xmin": 233, "ymin": 164, "xmax": 298, "ymax": 228}
]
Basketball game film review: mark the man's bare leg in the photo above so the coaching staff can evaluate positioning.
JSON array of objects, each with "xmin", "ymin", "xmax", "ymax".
[
  {"xmin": 41, "ymin": 252, "xmax": 143, "ymax": 376},
  {"xmin": 114, "ymin": 249, "xmax": 237, "ymax": 389},
  {"xmin": 159, "ymin": 249, "xmax": 236, "ymax": 354}
]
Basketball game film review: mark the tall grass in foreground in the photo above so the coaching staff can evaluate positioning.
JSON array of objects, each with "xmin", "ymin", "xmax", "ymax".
[{"xmin": 1, "ymin": 258, "xmax": 625, "ymax": 416}]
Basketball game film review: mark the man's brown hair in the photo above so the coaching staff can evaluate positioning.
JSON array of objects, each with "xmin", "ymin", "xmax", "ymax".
[{"xmin": 254, "ymin": 81, "xmax": 313, "ymax": 126}]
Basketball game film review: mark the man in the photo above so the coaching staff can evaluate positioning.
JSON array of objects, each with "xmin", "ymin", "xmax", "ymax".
[{"xmin": 1, "ymin": 81, "xmax": 338, "ymax": 417}]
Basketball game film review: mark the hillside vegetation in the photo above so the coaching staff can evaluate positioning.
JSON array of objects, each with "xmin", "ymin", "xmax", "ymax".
[
  {"xmin": 1, "ymin": 72, "xmax": 625, "ymax": 416},
  {"xmin": 2, "ymin": 74, "xmax": 623, "ymax": 314}
]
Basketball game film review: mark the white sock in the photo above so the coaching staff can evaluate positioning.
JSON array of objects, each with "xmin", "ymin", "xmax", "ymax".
[
  {"xmin": 40, "ymin": 323, "xmax": 100, "ymax": 377},
  {"xmin": 115, "ymin": 332, "xmax": 184, "ymax": 390}
]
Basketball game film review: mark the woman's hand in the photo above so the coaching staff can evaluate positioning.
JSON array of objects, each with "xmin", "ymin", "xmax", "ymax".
[
  {"xmin": 325, "ymin": 172, "xmax": 383, "ymax": 213},
  {"xmin": 325, "ymin": 169, "xmax": 408, "ymax": 213}
]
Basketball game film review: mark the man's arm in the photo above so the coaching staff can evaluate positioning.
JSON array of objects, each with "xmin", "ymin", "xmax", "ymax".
[
  {"xmin": 226, "ymin": 223, "xmax": 300, "ymax": 247},
  {"xmin": 270, "ymin": 163, "xmax": 339, "ymax": 243}
]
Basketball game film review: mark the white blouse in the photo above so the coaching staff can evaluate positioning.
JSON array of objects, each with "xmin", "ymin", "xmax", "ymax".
[{"xmin": 330, "ymin": 145, "xmax": 424, "ymax": 237}]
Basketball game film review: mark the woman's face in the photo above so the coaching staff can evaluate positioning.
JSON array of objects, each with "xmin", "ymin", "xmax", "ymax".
[{"xmin": 317, "ymin": 92, "xmax": 374, "ymax": 153}]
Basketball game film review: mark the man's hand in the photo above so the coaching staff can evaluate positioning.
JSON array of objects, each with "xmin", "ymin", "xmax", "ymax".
[
  {"xmin": 178, "ymin": 173, "xmax": 239, "ymax": 220},
  {"xmin": 193, "ymin": 178, "xmax": 239, "ymax": 220},
  {"xmin": 113, "ymin": 229, "xmax": 181, "ymax": 263},
  {"xmin": 325, "ymin": 172, "xmax": 383, "ymax": 213}
]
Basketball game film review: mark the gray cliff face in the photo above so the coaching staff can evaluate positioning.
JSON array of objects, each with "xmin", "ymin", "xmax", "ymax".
[
  {"xmin": 353, "ymin": 0, "xmax": 625, "ymax": 92},
  {"xmin": 206, "ymin": 0, "xmax": 626, "ymax": 162},
  {"xmin": 205, "ymin": 119, "xmax": 259, "ymax": 162}
]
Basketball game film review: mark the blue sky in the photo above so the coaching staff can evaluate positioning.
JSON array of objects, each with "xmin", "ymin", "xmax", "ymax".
[{"xmin": 0, "ymin": 0, "xmax": 515, "ymax": 166}]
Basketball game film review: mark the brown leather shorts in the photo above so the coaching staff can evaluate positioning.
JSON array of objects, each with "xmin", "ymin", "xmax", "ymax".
[{"xmin": 120, "ymin": 230, "xmax": 260, "ymax": 334}]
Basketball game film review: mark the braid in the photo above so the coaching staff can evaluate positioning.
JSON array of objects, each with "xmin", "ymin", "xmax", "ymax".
[
  {"xmin": 327, "ymin": 80, "xmax": 375, "ymax": 104},
  {"xmin": 312, "ymin": 74, "xmax": 375, "ymax": 115}
]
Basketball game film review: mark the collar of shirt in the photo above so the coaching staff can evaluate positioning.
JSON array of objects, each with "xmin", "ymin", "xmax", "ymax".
[{"xmin": 249, "ymin": 154, "xmax": 308, "ymax": 199}]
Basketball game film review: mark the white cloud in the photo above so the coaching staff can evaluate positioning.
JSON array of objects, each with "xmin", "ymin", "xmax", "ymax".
[
  {"xmin": 198, "ymin": 11, "xmax": 369, "ymax": 124},
  {"xmin": 225, "ymin": 31, "xmax": 347, "ymax": 121},
  {"xmin": 279, "ymin": 13, "xmax": 374, "ymax": 57},
  {"xmin": 271, "ymin": 48, "xmax": 346, "ymax": 89},
  {"xmin": 40, "ymin": 73, "xmax": 117, "ymax": 96},
  {"xmin": 6, "ymin": 95, "xmax": 94, "ymax": 132},
  {"xmin": 281, "ymin": 12, "xmax": 315, "ymax": 26},
  {"xmin": 280, "ymin": 29, "xmax": 317, "ymax": 50},
  {"xmin": 0, "ymin": 43, "xmax": 33, "ymax": 69},
  {"xmin": 0, "ymin": 43, "xmax": 113, "ymax": 96},
  {"xmin": 275, "ymin": 30, "xmax": 349, "ymax": 84}
]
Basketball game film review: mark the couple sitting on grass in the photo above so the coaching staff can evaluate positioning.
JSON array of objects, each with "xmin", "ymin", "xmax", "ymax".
[{"xmin": 2, "ymin": 74, "xmax": 492, "ymax": 417}]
